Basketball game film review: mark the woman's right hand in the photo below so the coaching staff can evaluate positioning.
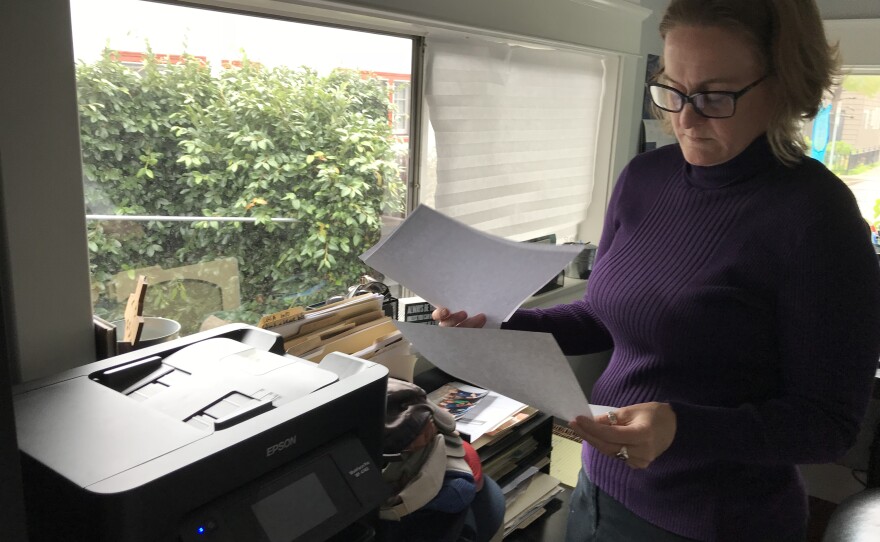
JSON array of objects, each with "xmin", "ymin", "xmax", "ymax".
[{"xmin": 431, "ymin": 307, "xmax": 487, "ymax": 328}]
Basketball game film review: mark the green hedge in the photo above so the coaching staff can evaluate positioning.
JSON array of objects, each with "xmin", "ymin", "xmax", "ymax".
[{"xmin": 79, "ymin": 49, "xmax": 403, "ymax": 331}]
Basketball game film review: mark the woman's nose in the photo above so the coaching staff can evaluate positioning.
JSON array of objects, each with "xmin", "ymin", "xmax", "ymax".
[{"xmin": 677, "ymin": 103, "xmax": 704, "ymax": 129}]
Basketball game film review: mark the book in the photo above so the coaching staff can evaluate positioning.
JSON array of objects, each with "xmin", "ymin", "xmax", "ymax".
[{"xmin": 93, "ymin": 315, "xmax": 117, "ymax": 360}]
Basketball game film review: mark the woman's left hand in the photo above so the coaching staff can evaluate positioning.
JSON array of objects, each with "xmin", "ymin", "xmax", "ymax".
[{"xmin": 568, "ymin": 402, "xmax": 677, "ymax": 469}]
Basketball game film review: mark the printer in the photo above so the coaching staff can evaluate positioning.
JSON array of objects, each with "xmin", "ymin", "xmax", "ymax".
[{"xmin": 13, "ymin": 323, "xmax": 389, "ymax": 542}]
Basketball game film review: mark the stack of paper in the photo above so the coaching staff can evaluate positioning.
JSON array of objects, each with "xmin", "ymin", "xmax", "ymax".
[
  {"xmin": 359, "ymin": 205, "xmax": 595, "ymax": 420},
  {"xmin": 482, "ymin": 435, "xmax": 545, "ymax": 483},
  {"xmin": 427, "ymin": 381, "xmax": 530, "ymax": 443},
  {"xmin": 470, "ymin": 406, "xmax": 539, "ymax": 450},
  {"xmin": 361, "ymin": 205, "xmax": 583, "ymax": 329},
  {"xmin": 501, "ymin": 469, "xmax": 564, "ymax": 537},
  {"xmin": 259, "ymin": 294, "xmax": 418, "ymax": 381}
]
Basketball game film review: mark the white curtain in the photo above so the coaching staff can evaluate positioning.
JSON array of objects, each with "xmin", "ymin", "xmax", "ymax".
[{"xmin": 420, "ymin": 36, "xmax": 605, "ymax": 241}]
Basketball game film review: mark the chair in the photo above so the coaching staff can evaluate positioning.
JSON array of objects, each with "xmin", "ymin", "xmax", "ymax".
[
  {"xmin": 821, "ymin": 394, "xmax": 880, "ymax": 542},
  {"xmin": 821, "ymin": 488, "xmax": 880, "ymax": 542}
]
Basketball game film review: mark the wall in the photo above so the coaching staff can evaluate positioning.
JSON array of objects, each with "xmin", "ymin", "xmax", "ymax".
[
  {"xmin": 292, "ymin": 0, "xmax": 650, "ymax": 55},
  {"xmin": 816, "ymin": 0, "xmax": 880, "ymax": 20},
  {"xmin": 0, "ymin": 2, "xmax": 96, "ymax": 383},
  {"xmin": 0, "ymin": 218, "xmax": 26, "ymax": 539},
  {"xmin": 825, "ymin": 19, "xmax": 880, "ymax": 69}
]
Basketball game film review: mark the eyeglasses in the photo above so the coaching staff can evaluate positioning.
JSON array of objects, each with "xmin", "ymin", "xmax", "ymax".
[{"xmin": 647, "ymin": 75, "xmax": 768, "ymax": 119}]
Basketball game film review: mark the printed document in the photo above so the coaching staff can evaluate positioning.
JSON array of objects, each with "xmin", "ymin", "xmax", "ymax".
[
  {"xmin": 360, "ymin": 205, "xmax": 582, "ymax": 328},
  {"xmin": 395, "ymin": 321, "xmax": 594, "ymax": 420}
]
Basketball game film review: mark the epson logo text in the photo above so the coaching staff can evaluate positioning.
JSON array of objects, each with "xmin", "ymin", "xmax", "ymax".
[{"xmin": 266, "ymin": 436, "xmax": 297, "ymax": 457}]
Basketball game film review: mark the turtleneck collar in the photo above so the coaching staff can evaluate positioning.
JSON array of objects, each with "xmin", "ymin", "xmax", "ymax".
[{"xmin": 683, "ymin": 134, "xmax": 780, "ymax": 189}]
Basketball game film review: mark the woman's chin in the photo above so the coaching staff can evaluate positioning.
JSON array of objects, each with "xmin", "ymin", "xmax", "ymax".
[{"xmin": 680, "ymin": 141, "xmax": 726, "ymax": 167}]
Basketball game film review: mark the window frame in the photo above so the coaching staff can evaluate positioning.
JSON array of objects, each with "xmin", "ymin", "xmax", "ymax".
[{"xmin": 74, "ymin": 2, "xmax": 423, "ymax": 333}]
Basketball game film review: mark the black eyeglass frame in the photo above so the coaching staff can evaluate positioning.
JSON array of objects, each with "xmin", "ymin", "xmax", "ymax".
[{"xmin": 647, "ymin": 75, "xmax": 768, "ymax": 119}]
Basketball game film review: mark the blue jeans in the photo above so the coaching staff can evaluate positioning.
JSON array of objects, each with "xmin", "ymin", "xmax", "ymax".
[
  {"xmin": 468, "ymin": 475, "xmax": 505, "ymax": 542},
  {"xmin": 565, "ymin": 468, "xmax": 698, "ymax": 542},
  {"xmin": 564, "ymin": 469, "xmax": 806, "ymax": 542}
]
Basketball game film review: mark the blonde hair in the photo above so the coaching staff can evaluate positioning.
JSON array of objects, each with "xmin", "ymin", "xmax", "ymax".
[{"xmin": 657, "ymin": 0, "xmax": 840, "ymax": 166}]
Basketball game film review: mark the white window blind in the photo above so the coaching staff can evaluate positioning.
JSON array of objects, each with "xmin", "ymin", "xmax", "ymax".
[{"xmin": 420, "ymin": 36, "xmax": 605, "ymax": 241}]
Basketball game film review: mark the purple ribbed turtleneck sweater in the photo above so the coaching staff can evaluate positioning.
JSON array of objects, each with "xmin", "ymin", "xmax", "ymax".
[{"xmin": 504, "ymin": 136, "xmax": 880, "ymax": 541}]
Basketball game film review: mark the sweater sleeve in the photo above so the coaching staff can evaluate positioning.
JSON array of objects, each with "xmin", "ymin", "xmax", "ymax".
[
  {"xmin": 502, "ymin": 298, "xmax": 614, "ymax": 355},
  {"xmin": 668, "ymin": 195, "xmax": 880, "ymax": 465}
]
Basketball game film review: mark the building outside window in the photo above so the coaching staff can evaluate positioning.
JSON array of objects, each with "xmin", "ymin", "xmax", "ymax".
[
  {"xmin": 392, "ymin": 80, "xmax": 411, "ymax": 136},
  {"xmin": 802, "ymin": 74, "xmax": 880, "ymax": 246}
]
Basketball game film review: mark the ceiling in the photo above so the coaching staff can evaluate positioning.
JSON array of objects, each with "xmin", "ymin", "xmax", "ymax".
[
  {"xmin": 815, "ymin": 0, "xmax": 880, "ymax": 19},
  {"xmin": 630, "ymin": 0, "xmax": 880, "ymax": 20}
]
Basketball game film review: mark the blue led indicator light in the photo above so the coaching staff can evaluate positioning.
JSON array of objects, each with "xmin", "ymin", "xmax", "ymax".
[{"xmin": 197, "ymin": 526, "xmax": 206, "ymax": 534}]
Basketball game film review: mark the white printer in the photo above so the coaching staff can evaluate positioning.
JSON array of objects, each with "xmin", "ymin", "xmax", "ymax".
[{"xmin": 13, "ymin": 324, "xmax": 389, "ymax": 542}]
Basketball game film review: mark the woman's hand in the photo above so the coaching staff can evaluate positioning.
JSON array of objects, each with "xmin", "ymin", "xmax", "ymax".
[
  {"xmin": 568, "ymin": 402, "xmax": 677, "ymax": 469},
  {"xmin": 431, "ymin": 306, "xmax": 487, "ymax": 328}
]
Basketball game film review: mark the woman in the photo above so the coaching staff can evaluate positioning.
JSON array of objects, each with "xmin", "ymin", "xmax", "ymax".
[{"xmin": 434, "ymin": 0, "xmax": 880, "ymax": 540}]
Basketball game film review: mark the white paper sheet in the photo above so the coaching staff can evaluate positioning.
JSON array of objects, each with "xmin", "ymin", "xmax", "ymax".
[
  {"xmin": 394, "ymin": 321, "xmax": 594, "ymax": 420},
  {"xmin": 455, "ymin": 390, "xmax": 527, "ymax": 442},
  {"xmin": 361, "ymin": 205, "xmax": 583, "ymax": 328}
]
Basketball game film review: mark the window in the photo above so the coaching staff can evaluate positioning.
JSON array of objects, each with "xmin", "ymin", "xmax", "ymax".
[
  {"xmin": 69, "ymin": 1, "xmax": 614, "ymax": 338},
  {"xmin": 69, "ymin": 0, "xmax": 413, "ymax": 334},
  {"xmin": 393, "ymin": 80, "xmax": 411, "ymax": 135},
  {"xmin": 420, "ymin": 35, "xmax": 606, "ymax": 242},
  {"xmin": 802, "ymin": 74, "xmax": 880, "ymax": 234}
]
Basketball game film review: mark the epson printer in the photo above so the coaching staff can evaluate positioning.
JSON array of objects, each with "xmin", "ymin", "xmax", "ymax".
[{"xmin": 13, "ymin": 324, "xmax": 389, "ymax": 542}]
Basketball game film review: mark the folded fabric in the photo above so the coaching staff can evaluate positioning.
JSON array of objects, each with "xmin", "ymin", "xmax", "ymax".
[
  {"xmin": 461, "ymin": 440, "xmax": 484, "ymax": 491},
  {"xmin": 423, "ymin": 470, "xmax": 477, "ymax": 514},
  {"xmin": 380, "ymin": 378, "xmax": 476, "ymax": 522}
]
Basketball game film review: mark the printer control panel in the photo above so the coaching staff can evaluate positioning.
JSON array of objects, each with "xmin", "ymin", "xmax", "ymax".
[{"xmin": 177, "ymin": 433, "xmax": 386, "ymax": 542}]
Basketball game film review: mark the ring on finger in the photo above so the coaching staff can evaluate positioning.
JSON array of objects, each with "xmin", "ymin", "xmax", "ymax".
[
  {"xmin": 607, "ymin": 411, "xmax": 618, "ymax": 426},
  {"xmin": 615, "ymin": 445, "xmax": 629, "ymax": 461}
]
